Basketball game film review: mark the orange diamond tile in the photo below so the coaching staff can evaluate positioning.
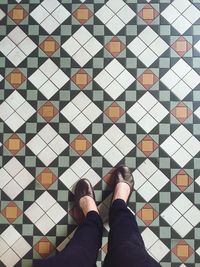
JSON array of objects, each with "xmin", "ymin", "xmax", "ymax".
[
  {"xmin": 70, "ymin": 134, "xmax": 91, "ymax": 156},
  {"xmin": 5, "ymin": 69, "xmax": 26, "ymax": 89},
  {"xmin": 138, "ymin": 4, "xmax": 159, "ymax": 24},
  {"xmin": 137, "ymin": 135, "xmax": 158, "ymax": 156},
  {"xmin": 39, "ymin": 36, "xmax": 60, "ymax": 57},
  {"xmin": 71, "ymin": 69, "xmax": 92, "ymax": 90},
  {"xmin": 104, "ymin": 102, "xmax": 125, "ymax": 122},
  {"xmin": 171, "ymin": 37, "xmax": 192, "ymax": 57},
  {"xmin": 105, "ymin": 36, "xmax": 126, "ymax": 57},
  {"xmin": 1, "ymin": 202, "xmax": 22, "ymax": 223},
  {"xmin": 36, "ymin": 168, "xmax": 57, "ymax": 189},
  {"xmin": 137, "ymin": 204, "xmax": 158, "ymax": 225},
  {"xmin": 37, "ymin": 101, "xmax": 59, "ymax": 122},
  {"xmin": 8, "ymin": 4, "xmax": 28, "ymax": 24},
  {"xmin": 4, "ymin": 134, "xmax": 25, "ymax": 156},
  {"xmin": 171, "ymin": 102, "xmax": 192, "ymax": 123},
  {"xmin": 171, "ymin": 170, "xmax": 193, "ymax": 192},
  {"xmin": 34, "ymin": 237, "xmax": 55, "ymax": 258},
  {"xmin": 73, "ymin": 4, "xmax": 93, "ymax": 24},
  {"xmin": 137, "ymin": 69, "xmax": 159, "ymax": 90},
  {"xmin": 172, "ymin": 240, "xmax": 193, "ymax": 262}
]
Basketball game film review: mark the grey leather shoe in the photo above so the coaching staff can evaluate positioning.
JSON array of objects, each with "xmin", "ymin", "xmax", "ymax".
[{"xmin": 74, "ymin": 179, "xmax": 95, "ymax": 209}]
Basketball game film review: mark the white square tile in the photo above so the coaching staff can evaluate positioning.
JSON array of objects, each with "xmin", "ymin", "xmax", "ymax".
[
  {"xmin": 150, "ymin": 37, "xmax": 169, "ymax": 57},
  {"xmin": 184, "ymin": 136, "xmax": 200, "ymax": 157},
  {"xmin": 61, "ymin": 102, "xmax": 80, "ymax": 122},
  {"xmin": 172, "ymin": 125, "xmax": 192, "ymax": 145},
  {"xmin": 95, "ymin": 5, "xmax": 114, "ymax": 24},
  {"xmin": 137, "ymin": 181, "xmax": 158, "ymax": 202},
  {"xmin": 72, "ymin": 112, "xmax": 91, "ymax": 132},
  {"xmin": 138, "ymin": 92, "xmax": 157, "ymax": 111},
  {"xmin": 173, "ymin": 194, "xmax": 193, "ymax": 214},
  {"xmin": 0, "ymin": 101, "xmax": 14, "ymax": 121},
  {"xmin": 105, "ymin": 59, "xmax": 124, "ymax": 78},
  {"xmin": 139, "ymin": 26, "xmax": 158, "ymax": 46},
  {"xmin": 0, "ymin": 237, "xmax": 9, "ymax": 257},
  {"xmin": 72, "ymin": 92, "xmax": 91, "ymax": 111},
  {"xmin": 161, "ymin": 4, "xmax": 180, "ymax": 23},
  {"xmin": 171, "ymin": 80, "xmax": 191, "ymax": 100},
  {"xmin": 35, "ymin": 214, "xmax": 55, "ymax": 235},
  {"xmin": 12, "ymin": 237, "xmax": 31, "ymax": 258},
  {"xmin": 16, "ymin": 101, "xmax": 35, "ymax": 122},
  {"xmin": 161, "ymin": 205, "xmax": 182, "ymax": 225},
  {"xmin": 149, "ymin": 102, "xmax": 168, "ymax": 123},
  {"xmin": 160, "ymin": 70, "xmax": 180, "ymax": 90},
  {"xmin": 183, "ymin": 69, "xmax": 200, "ymax": 89},
  {"xmin": 138, "ymin": 159, "xmax": 157, "ymax": 179},
  {"xmin": 104, "ymin": 125, "xmax": 124, "ymax": 144},
  {"xmin": 5, "ymin": 112, "xmax": 24, "ymax": 132},
  {"xmin": 49, "ymin": 135, "xmax": 68, "ymax": 155},
  {"xmin": 0, "ymin": 37, "xmax": 16, "ymax": 55},
  {"xmin": 41, "ymin": 0, "xmax": 60, "ymax": 13},
  {"xmin": 106, "ymin": 15, "xmax": 125, "ymax": 35},
  {"xmin": 3, "ymin": 179, "xmax": 22, "ymax": 200},
  {"xmin": 127, "ymin": 102, "xmax": 146, "ymax": 122},
  {"xmin": 132, "ymin": 169, "xmax": 146, "ymax": 190},
  {"xmin": 4, "ymin": 157, "xmax": 24, "ymax": 177},
  {"xmin": 83, "ymin": 168, "xmax": 101, "ymax": 187},
  {"xmin": 160, "ymin": 136, "xmax": 180, "ymax": 156},
  {"xmin": 183, "ymin": 4, "xmax": 200, "ymax": 24},
  {"xmin": 83, "ymin": 102, "xmax": 102, "ymax": 122},
  {"xmin": 173, "ymin": 15, "xmax": 191, "ymax": 35},
  {"xmin": 47, "ymin": 203, "xmax": 67, "ymax": 224},
  {"xmin": 105, "ymin": 80, "xmax": 124, "ymax": 100},
  {"xmin": 36, "ymin": 191, "xmax": 56, "ymax": 212},
  {"xmin": 8, "ymin": 26, "xmax": 26, "ymax": 45},
  {"xmin": 38, "ymin": 124, "xmax": 57, "ymax": 143},
  {"xmin": 171, "ymin": 59, "xmax": 191, "ymax": 79},
  {"xmin": 51, "ymin": 69, "xmax": 69, "ymax": 89},
  {"xmin": 84, "ymin": 37, "xmax": 103, "ymax": 57},
  {"xmin": 0, "ymin": 249, "xmax": 20, "ymax": 267},
  {"xmin": 149, "ymin": 170, "xmax": 169, "ymax": 191},
  {"xmin": 138, "ymin": 113, "xmax": 157, "ymax": 133},
  {"xmin": 24, "ymin": 203, "xmax": 44, "ymax": 223},
  {"xmin": 116, "ymin": 135, "xmax": 135, "ymax": 155},
  {"xmin": 138, "ymin": 48, "xmax": 158, "ymax": 67},
  {"xmin": 73, "ymin": 26, "xmax": 92, "ymax": 45},
  {"xmin": 104, "ymin": 146, "xmax": 124, "ymax": 166},
  {"xmin": 7, "ymin": 47, "xmax": 26, "ymax": 66},
  {"xmin": 6, "ymin": 91, "xmax": 24, "ymax": 110},
  {"xmin": 0, "ymin": 169, "xmax": 12, "ymax": 188},
  {"xmin": 117, "ymin": 4, "xmax": 135, "ymax": 24},
  {"xmin": 127, "ymin": 37, "xmax": 147, "ymax": 57},
  {"xmin": 0, "ymin": 9, "xmax": 5, "ymax": 21},
  {"xmin": 52, "ymin": 5, "xmax": 70, "ymax": 23},
  {"xmin": 173, "ymin": 216, "xmax": 193, "ymax": 237},
  {"xmin": 1, "ymin": 226, "xmax": 21, "ymax": 246},
  {"xmin": 18, "ymin": 37, "xmax": 37, "ymax": 56},
  {"xmin": 93, "ymin": 135, "xmax": 113, "ymax": 155},
  {"xmin": 194, "ymin": 40, "xmax": 200, "ymax": 53},
  {"xmin": 94, "ymin": 70, "xmax": 113, "ymax": 89},
  {"xmin": 149, "ymin": 240, "xmax": 170, "ymax": 262},
  {"xmin": 116, "ymin": 69, "xmax": 135, "ymax": 89},
  {"xmin": 73, "ymin": 48, "xmax": 92, "ymax": 67},
  {"xmin": 173, "ymin": 147, "xmax": 193, "ymax": 167},
  {"xmin": 172, "ymin": 0, "xmax": 191, "ymax": 13},
  {"xmin": 27, "ymin": 135, "xmax": 46, "ymax": 155},
  {"xmin": 62, "ymin": 37, "xmax": 81, "ymax": 56},
  {"xmin": 106, "ymin": 0, "xmax": 125, "ymax": 13},
  {"xmin": 71, "ymin": 158, "xmax": 90, "ymax": 177},
  {"xmin": 41, "ymin": 15, "xmax": 60, "ymax": 34},
  {"xmin": 31, "ymin": 5, "xmax": 49, "ymax": 23},
  {"xmin": 59, "ymin": 168, "xmax": 79, "ymax": 189},
  {"xmin": 39, "ymin": 80, "xmax": 58, "ymax": 100},
  {"xmin": 40, "ymin": 59, "xmax": 58, "ymax": 78},
  {"xmin": 184, "ymin": 205, "xmax": 200, "ymax": 227},
  {"xmin": 28, "ymin": 69, "xmax": 48, "ymax": 88},
  {"xmin": 142, "ymin": 228, "xmax": 158, "ymax": 250},
  {"xmin": 14, "ymin": 168, "xmax": 34, "ymax": 189}
]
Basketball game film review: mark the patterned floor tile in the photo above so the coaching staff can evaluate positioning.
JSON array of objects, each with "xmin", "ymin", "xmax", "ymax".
[{"xmin": 0, "ymin": 0, "xmax": 200, "ymax": 266}]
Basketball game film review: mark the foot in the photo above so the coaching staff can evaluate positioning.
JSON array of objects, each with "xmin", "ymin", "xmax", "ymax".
[
  {"xmin": 111, "ymin": 165, "xmax": 134, "ymax": 204},
  {"xmin": 74, "ymin": 179, "xmax": 98, "ymax": 216}
]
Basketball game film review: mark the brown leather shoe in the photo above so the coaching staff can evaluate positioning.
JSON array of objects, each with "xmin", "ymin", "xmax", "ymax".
[
  {"xmin": 74, "ymin": 178, "xmax": 95, "ymax": 209},
  {"xmin": 111, "ymin": 165, "xmax": 134, "ymax": 203}
]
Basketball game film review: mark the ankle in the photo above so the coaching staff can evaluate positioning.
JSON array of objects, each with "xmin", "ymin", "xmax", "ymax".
[
  {"xmin": 79, "ymin": 196, "xmax": 99, "ymax": 216},
  {"xmin": 112, "ymin": 182, "xmax": 131, "ymax": 204}
]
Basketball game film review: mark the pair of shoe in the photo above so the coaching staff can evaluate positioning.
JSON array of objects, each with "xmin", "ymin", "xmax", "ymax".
[{"xmin": 74, "ymin": 165, "xmax": 134, "ymax": 210}]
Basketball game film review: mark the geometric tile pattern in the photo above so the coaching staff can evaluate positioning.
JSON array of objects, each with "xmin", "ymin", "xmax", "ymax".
[{"xmin": 0, "ymin": 0, "xmax": 200, "ymax": 266}]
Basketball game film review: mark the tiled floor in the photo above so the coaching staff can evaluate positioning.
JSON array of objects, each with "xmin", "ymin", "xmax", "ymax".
[{"xmin": 0, "ymin": 0, "xmax": 200, "ymax": 266}]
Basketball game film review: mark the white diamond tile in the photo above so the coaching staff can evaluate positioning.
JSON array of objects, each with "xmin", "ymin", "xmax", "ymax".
[
  {"xmin": 162, "ymin": 0, "xmax": 200, "ymax": 34},
  {"xmin": 173, "ymin": 216, "xmax": 193, "ymax": 237},
  {"xmin": 1, "ymin": 226, "xmax": 21, "ymax": 246},
  {"xmin": 172, "ymin": 194, "xmax": 193, "ymax": 214},
  {"xmin": 132, "ymin": 159, "xmax": 168, "ymax": 202},
  {"xmin": 36, "ymin": 191, "xmax": 57, "ymax": 212},
  {"xmin": 127, "ymin": 92, "xmax": 168, "ymax": 133},
  {"xmin": 0, "ymin": 27, "xmax": 36, "ymax": 66},
  {"xmin": 0, "ymin": 237, "xmax": 9, "ymax": 257},
  {"xmin": 95, "ymin": 59, "xmax": 135, "ymax": 100},
  {"xmin": 161, "ymin": 205, "xmax": 182, "ymax": 226},
  {"xmin": 0, "ymin": 9, "xmax": 5, "ymax": 20},
  {"xmin": 27, "ymin": 125, "xmax": 68, "ymax": 166},
  {"xmin": 61, "ymin": 92, "xmax": 102, "ymax": 133},
  {"xmin": 62, "ymin": 26, "xmax": 102, "ymax": 67},
  {"xmin": 104, "ymin": 146, "xmax": 124, "ymax": 167},
  {"xmin": 194, "ymin": 40, "xmax": 200, "ymax": 53},
  {"xmin": 128, "ymin": 26, "xmax": 168, "ymax": 67},
  {"xmin": 24, "ymin": 203, "xmax": 44, "ymax": 223},
  {"xmin": 35, "ymin": 214, "xmax": 55, "ymax": 235},
  {"xmin": 184, "ymin": 206, "xmax": 200, "ymax": 227},
  {"xmin": 148, "ymin": 239, "xmax": 170, "ymax": 262},
  {"xmin": 12, "ymin": 237, "xmax": 31, "ymax": 258},
  {"xmin": 46, "ymin": 203, "xmax": 67, "ymax": 224},
  {"xmin": 0, "ymin": 249, "xmax": 20, "ymax": 267},
  {"xmin": 96, "ymin": 0, "xmax": 135, "ymax": 34},
  {"xmin": 173, "ymin": 147, "xmax": 193, "ymax": 168},
  {"xmin": 31, "ymin": 0, "xmax": 70, "ymax": 34},
  {"xmin": 59, "ymin": 158, "xmax": 101, "ymax": 191}
]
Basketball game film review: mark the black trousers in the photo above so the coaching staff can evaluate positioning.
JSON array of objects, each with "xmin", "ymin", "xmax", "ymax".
[{"xmin": 34, "ymin": 199, "xmax": 161, "ymax": 267}]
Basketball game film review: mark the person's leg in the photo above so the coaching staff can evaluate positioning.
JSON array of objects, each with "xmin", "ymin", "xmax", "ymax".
[
  {"xmin": 103, "ymin": 182, "xmax": 161, "ymax": 267},
  {"xmin": 34, "ymin": 195, "xmax": 103, "ymax": 267}
]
